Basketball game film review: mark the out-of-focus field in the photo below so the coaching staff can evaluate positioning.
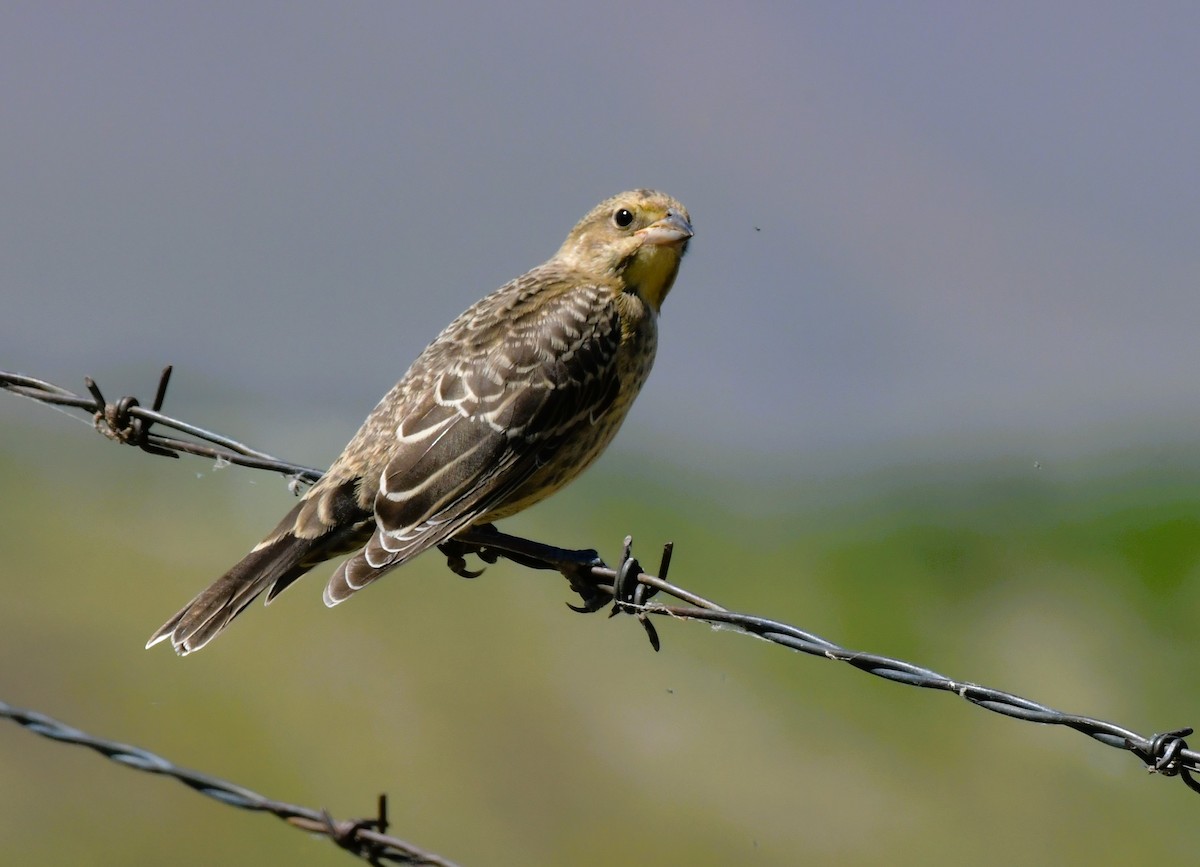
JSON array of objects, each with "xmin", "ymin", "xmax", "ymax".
[{"xmin": 3, "ymin": 416, "xmax": 1198, "ymax": 866}]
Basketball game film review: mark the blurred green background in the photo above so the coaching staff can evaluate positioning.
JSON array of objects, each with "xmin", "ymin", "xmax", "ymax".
[{"xmin": 3, "ymin": 404, "xmax": 1199, "ymax": 866}]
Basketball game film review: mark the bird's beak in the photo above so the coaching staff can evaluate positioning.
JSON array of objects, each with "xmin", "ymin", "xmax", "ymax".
[{"xmin": 636, "ymin": 210, "xmax": 693, "ymax": 247}]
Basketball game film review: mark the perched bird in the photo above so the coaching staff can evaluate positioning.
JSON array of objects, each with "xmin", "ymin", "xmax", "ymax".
[{"xmin": 147, "ymin": 189, "xmax": 693, "ymax": 654}]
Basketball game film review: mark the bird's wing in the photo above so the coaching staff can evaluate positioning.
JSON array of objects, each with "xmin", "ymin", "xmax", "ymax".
[{"xmin": 323, "ymin": 274, "xmax": 623, "ymax": 604}]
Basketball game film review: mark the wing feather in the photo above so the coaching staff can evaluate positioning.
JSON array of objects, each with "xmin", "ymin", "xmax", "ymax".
[{"xmin": 322, "ymin": 274, "xmax": 622, "ymax": 604}]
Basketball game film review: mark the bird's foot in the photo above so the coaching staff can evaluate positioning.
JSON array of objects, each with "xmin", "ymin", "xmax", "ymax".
[
  {"xmin": 440, "ymin": 526, "xmax": 668, "ymax": 651},
  {"xmin": 437, "ymin": 535, "xmax": 498, "ymax": 579}
]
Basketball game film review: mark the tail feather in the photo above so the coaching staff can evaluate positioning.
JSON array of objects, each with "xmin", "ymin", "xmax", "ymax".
[
  {"xmin": 146, "ymin": 533, "xmax": 316, "ymax": 655},
  {"xmin": 146, "ymin": 475, "xmax": 375, "ymax": 655}
]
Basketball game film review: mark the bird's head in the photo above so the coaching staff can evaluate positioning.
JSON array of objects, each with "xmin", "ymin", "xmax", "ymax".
[{"xmin": 557, "ymin": 189, "xmax": 693, "ymax": 313}]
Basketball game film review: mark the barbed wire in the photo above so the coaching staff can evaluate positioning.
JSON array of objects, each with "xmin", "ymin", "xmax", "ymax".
[
  {"xmin": 0, "ymin": 699, "xmax": 460, "ymax": 866},
  {"xmin": 4, "ymin": 365, "xmax": 1199, "ymax": 815},
  {"xmin": 1, "ymin": 367, "xmax": 322, "ymax": 485}
]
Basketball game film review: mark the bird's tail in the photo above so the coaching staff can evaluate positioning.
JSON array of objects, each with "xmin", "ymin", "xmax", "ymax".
[
  {"xmin": 145, "ymin": 521, "xmax": 317, "ymax": 656},
  {"xmin": 147, "ymin": 476, "xmax": 375, "ymax": 655}
]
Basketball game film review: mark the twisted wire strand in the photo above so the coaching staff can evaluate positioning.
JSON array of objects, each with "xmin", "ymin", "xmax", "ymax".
[{"xmin": 0, "ymin": 700, "xmax": 460, "ymax": 866}]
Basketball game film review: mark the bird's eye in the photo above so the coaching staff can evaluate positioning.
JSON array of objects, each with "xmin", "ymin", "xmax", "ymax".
[{"xmin": 612, "ymin": 208, "xmax": 634, "ymax": 228}]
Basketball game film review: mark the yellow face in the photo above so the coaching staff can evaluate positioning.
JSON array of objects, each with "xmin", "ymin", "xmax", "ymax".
[{"xmin": 558, "ymin": 189, "xmax": 692, "ymax": 312}]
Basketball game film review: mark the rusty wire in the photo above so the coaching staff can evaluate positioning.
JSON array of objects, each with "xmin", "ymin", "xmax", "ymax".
[
  {"xmin": 4, "ymin": 364, "xmax": 1200, "ymax": 809},
  {"xmin": 0, "ymin": 699, "xmax": 460, "ymax": 866}
]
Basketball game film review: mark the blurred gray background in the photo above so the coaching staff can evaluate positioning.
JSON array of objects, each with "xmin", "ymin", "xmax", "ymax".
[{"xmin": 5, "ymin": 3, "xmax": 1198, "ymax": 466}]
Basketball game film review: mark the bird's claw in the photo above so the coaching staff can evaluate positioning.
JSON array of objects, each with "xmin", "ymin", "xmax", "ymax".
[
  {"xmin": 438, "ymin": 540, "xmax": 488, "ymax": 579},
  {"xmin": 561, "ymin": 551, "xmax": 609, "ymax": 613}
]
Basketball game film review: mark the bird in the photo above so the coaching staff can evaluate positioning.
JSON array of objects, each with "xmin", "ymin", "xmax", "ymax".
[{"xmin": 146, "ymin": 189, "xmax": 693, "ymax": 655}]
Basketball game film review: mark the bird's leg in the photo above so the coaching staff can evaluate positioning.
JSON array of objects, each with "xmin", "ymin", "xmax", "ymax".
[
  {"xmin": 441, "ymin": 527, "xmax": 667, "ymax": 650},
  {"xmin": 453, "ymin": 524, "xmax": 603, "ymax": 571},
  {"xmin": 448, "ymin": 524, "xmax": 610, "ymax": 609}
]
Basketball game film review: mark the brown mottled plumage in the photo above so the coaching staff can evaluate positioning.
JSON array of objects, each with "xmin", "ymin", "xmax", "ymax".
[{"xmin": 146, "ymin": 190, "xmax": 692, "ymax": 655}]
